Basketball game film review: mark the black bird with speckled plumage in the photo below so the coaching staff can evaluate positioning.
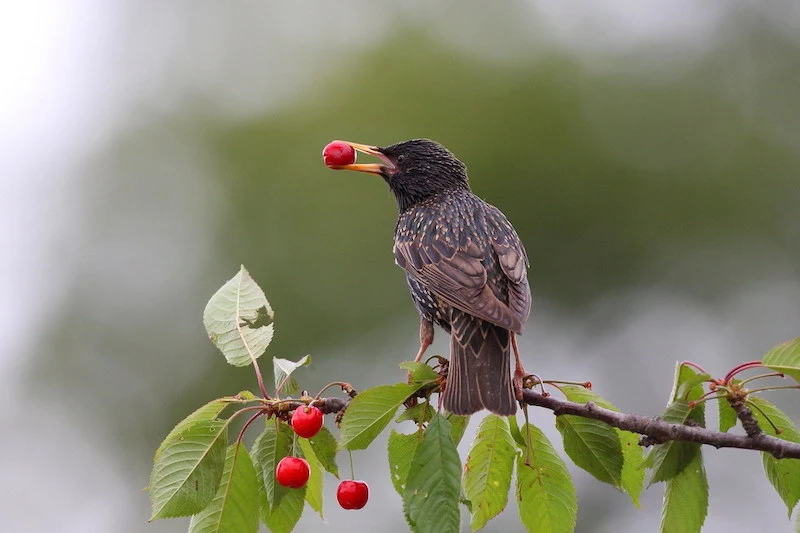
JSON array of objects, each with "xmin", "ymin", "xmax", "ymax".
[{"xmin": 330, "ymin": 139, "xmax": 531, "ymax": 415}]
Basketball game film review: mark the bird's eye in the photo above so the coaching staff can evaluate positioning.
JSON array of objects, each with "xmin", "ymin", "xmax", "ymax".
[{"xmin": 396, "ymin": 154, "xmax": 407, "ymax": 164}]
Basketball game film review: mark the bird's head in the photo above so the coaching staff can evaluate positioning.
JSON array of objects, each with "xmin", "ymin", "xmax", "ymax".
[{"xmin": 330, "ymin": 139, "xmax": 470, "ymax": 211}]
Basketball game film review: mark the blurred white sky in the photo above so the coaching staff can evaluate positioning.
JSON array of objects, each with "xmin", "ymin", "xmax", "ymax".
[{"xmin": 1, "ymin": 1, "xmax": 797, "ymax": 532}]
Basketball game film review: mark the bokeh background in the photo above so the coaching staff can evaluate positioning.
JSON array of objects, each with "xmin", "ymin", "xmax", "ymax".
[{"xmin": 3, "ymin": 1, "xmax": 799, "ymax": 532}]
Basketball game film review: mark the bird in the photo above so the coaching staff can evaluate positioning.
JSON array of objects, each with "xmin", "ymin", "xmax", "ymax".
[{"xmin": 328, "ymin": 139, "xmax": 531, "ymax": 415}]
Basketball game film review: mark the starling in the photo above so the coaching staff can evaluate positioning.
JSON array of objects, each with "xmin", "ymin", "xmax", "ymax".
[{"xmin": 327, "ymin": 139, "xmax": 531, "ymax": 415}]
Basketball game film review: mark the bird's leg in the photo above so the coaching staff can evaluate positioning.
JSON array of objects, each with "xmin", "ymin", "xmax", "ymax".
[
  {"xmin": 511, "ymin": 333, "xmax": 528, "ymax": 401},
  {"xmin": 415, "ymin": 318, "xmax": 434, "ymax": 363}
]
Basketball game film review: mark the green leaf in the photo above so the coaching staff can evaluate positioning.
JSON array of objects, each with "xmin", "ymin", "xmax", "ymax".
[
  {"xmin": 516, "ymin": 423, "xmax": 577, "ymax": 533},
  {"xmin": 397, "ymin": 401, "xmax": 435, "ymax": 424},
  {"xmin": 339, "ymin": 382, "xmax": 421, "ymax": 450},
  {"xmin": 149, "ymin": 418, "xmax": 228, "ymax": 519},
  {"xmin": 748, "ymin": 396, "xmax": 800, "ymax": 516},
  {"xmin": 188, "ymin": 443, "xmax": 260, "ymax": 533},
  {"xmin": 399, "ymin": 361, "xmax": 439, "ymax": 383},
  {"xmin": 560, "ymin": 386, "xmax": 644, "ymax": 506},
  {"xmin": 763, "ymin": 337, "xmax": 800, "ymax": 384},
  {"xmin": 717, "ymin": 385, "xmax": 738, "ymax": 433},
  {"xmin": 203, "ymin": 265, "xmax": 274, "ymax": 367},
  {"xmin": 388, "ymin": 429, "xmax": 424, "ymax": 496},
  {"xmin": 647, "ymin": 401, "xmax": 700, "ymax": 485},
  {"xmin": 463, "ymin": 414, "xmax": 516, "ymax": 531},
  {"xmin": 668, "ymin": 363, "xmax": 709, "ymax": 404},
  {"xmin": 262, "ymin": 482, "xmax": 306, "ymax": 533},
  {"xmin": 273, "ymin": 355, "xmax": 310, "ymax": 396},
  {"xmin": 449, "ymin": 414, "xmax": 470, "ymax": 446},
  {"xmin": 404, "ymin": 414, "xmax": 462, "ymax": 533},
  {"xmin": 153, "ymin": 398, "xmax": 229, "ymax": 462},
  {"xmin": 298, "ymin": 438, "xmax": 324, "ymax": 517},
  {"xmin": 307, "ymin": 426, "xmax": 339, "ymax": 478},
  {"xmin": 252, "ymin": 420, "xmax": 294, "ymax": 511},
  {"xmin": 660, "ymin": 449, "xmax": 708, "ymax": 533},
  {"xmin": 555, "ymin": 413, "xmax": 622, "ymax": 487},
  {"xmin": 648, "ymin": 365, "xmax": 707, "ymax": 485}
]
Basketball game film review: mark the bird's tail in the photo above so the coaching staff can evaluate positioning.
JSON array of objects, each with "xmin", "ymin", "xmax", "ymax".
[{"xmin": 441, "ymin": 311, "xmax": 516, "ymax": 416}]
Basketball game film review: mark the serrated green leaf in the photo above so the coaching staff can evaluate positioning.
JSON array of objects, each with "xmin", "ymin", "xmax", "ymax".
[
  {"xmin": 399, "ymin": 361, "xmax": 439, "ymax": 383},
  {"xmin": 718, "ymin": 401, "xmax": 738, "ymax": 432},
  {"xmin": 298, "ymin": 438, "xmax": 324, "ymax": 517},
  {"xmin": 339, "ymin": 382, "xmax": 422, "ymax": 450},
  {"xmin": 404, "ymin": 414, "xmax": 461, "ymax": 533},
  {"xmin": 154, "ymin": 399, "xmax": 228, "ymax": 462},
  {"xmin": 660, "ymin": 449, "xmax": 708, "ymax": 533},
  {"xmin": 647, "ymin": 401, "xmax": 701, "ymax": 485},
  {"xmin": 449, "ymin": 414, "xmax": 470, "ymax": 446},
  {"xmin": 203, "ymin": 266, "xmax": 274, "ymax": 367},
  {"xmin": 463, "ymin": 415, "xmax": 516, "ymax": 531},
  {"xmin": 188, "ymin": 443, "xmax": 259, "ymax": 533},
  {"xmin": 307, "ymin": 426, "xmax": 339, "ymax": 478},
  {"xmin": 273, "ymin": 355, "xmax": 310, "ymax": 396},
  {"xmin": 262, "ymin": 481, "xmax": 306, "ymax": 533},
  {"xmin": 388, "ymin": 429, "xmax": 424, "ymax": 496},
  {"xmin": 648, "ymin": 365, "xmax": 707, "ymax": 486},
  {"xmin": 149, "ymin": 418, "xmax": 228, "ymax": 519},
  {"xmin": 516, "ymin": 423, "xmax": 577, "ymax": 533},
  {"xmin": 560, "ymin": 386, "xmax": 644, "ymax": 506},
  {"xmin": 252, "ymin": 420, "xmax": 294, "ymax": 511},
  {"xmin": 763, "ymin": 337, "xmax": 800, "ymax": 384},
  {"xmin": 748, "ymin": 396, "xmax": 800, "ymax": 516},
  {"xmin": 397, "ymin": 401, "xmax": 435, "ymax": 424},
  {"xmin": 556, "ymin": 413, "xmax": 623, "ymax": 486}
]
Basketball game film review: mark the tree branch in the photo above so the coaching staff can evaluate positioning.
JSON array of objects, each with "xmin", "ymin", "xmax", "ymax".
[{"xmin": 521, "ymin": 389, "xmax": 800, "ymax": 460}]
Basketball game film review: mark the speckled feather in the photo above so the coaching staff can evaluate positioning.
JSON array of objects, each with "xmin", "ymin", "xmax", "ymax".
[{"xmin": 377, "ymin": 139, "xmax": 531, "ymax": 416}]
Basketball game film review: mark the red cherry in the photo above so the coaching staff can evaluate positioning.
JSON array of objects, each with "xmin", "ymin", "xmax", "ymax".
[
  {"xmin": 275, "ymin": 457, "xmax": 310, "ymax": 489},
  {"xmin": 323, "ymin": 141, "xmax": 356, "ymax": 167},
  {"xmin": 291, "ymin": 406, "xmax": 324, "ymax": 438},
  {"xmin": 337, "ymin": 480, "xmax": 369, "ymax": 510}
]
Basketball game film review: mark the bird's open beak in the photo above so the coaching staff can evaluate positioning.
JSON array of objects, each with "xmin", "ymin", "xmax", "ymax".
[{"xmin": 331, "ymin": 141, "xmax": 395, "ymax": 175}]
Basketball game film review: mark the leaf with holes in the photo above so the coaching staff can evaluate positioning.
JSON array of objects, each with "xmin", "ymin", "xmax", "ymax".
[
  {"xmin": 463, "ymin": 414, "xmax": 516, "ymax": 531},
  {"xmin": 203, "ymin": 265, "xmax": 274, "ymax": 367},
  {"xmin": 388, "ymin": 429, "xmax": 423, "ymax": 496}
]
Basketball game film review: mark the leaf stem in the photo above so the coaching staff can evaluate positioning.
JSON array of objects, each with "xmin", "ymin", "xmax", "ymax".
[
  {"xmin": 236, "ymin": 410, "xmax": 266, "ymax": 444},
  {"xmin": 679, "ymin": 360, "xmax": 710, "ymax": 375},
  {"xmin": 737, "ymin": 372, "xmax": 785, "ymax": 387}
]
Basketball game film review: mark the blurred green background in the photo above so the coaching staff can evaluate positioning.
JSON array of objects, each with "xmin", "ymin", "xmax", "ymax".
[{"xmin": 2, "ymin": 1, "xmax": 799, "ymax": 532}]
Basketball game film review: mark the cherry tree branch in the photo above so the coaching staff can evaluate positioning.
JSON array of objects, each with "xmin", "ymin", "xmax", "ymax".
[{"xmin": 520, "ymin": 389, "xmax": 800, "ymax": 459}]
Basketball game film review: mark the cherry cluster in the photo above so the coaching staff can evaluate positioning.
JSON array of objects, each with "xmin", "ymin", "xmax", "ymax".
[{"xmin": 275, "ymin": 405, "xmax": 369, "ymax": 510}]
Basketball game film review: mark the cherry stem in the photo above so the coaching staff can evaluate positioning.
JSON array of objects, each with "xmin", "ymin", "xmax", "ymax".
[
  {"xmin": 744, "ymin": 399, "xmax": 782, "ymax": 434},
  {"xmin": 744, "ymin": 384, "xmax": 800, "ymax": 395},
  {"xmin": 689, "ymin": 392, "xmax": 728, "ymax": 408},
  {"xmin": 348, "ymin": 450, "xmax": 355, "ymax": 480},
  {"xmin": 314, "ymin": 381, "xmax": 351, "ymax": 400},
  {"xmin": 724, "ymin": 360, "xmax": 764, "ymax": 383},
  {"xmin": 737, "ymin": 372, "xmax": 786, "ymax": 387},
  {"xmin": 544, "ymin": 380, "xmax": 591, "ymax": 388},
  {"xmin": 236, "ymin": 409, "xmax": 266, "ymax": 444},
  {"xmin": 680, "ymin": 360, "xmax": 710, "ymax": 375}
]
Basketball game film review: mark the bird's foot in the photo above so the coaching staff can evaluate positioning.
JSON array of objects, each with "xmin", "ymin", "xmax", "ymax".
[{"xmin": 514, "ymin": 371, "xmax": 549, "ymax": 400}]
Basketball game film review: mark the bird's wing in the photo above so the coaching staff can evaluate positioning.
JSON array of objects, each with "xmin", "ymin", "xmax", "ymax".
[
  {"xmin": 394, "ymin": 208, "xmax": 528, "ymax": 333},
  {"xmin": 487, "ymin": 205, "xmax": 532, "ymax": 327}
]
